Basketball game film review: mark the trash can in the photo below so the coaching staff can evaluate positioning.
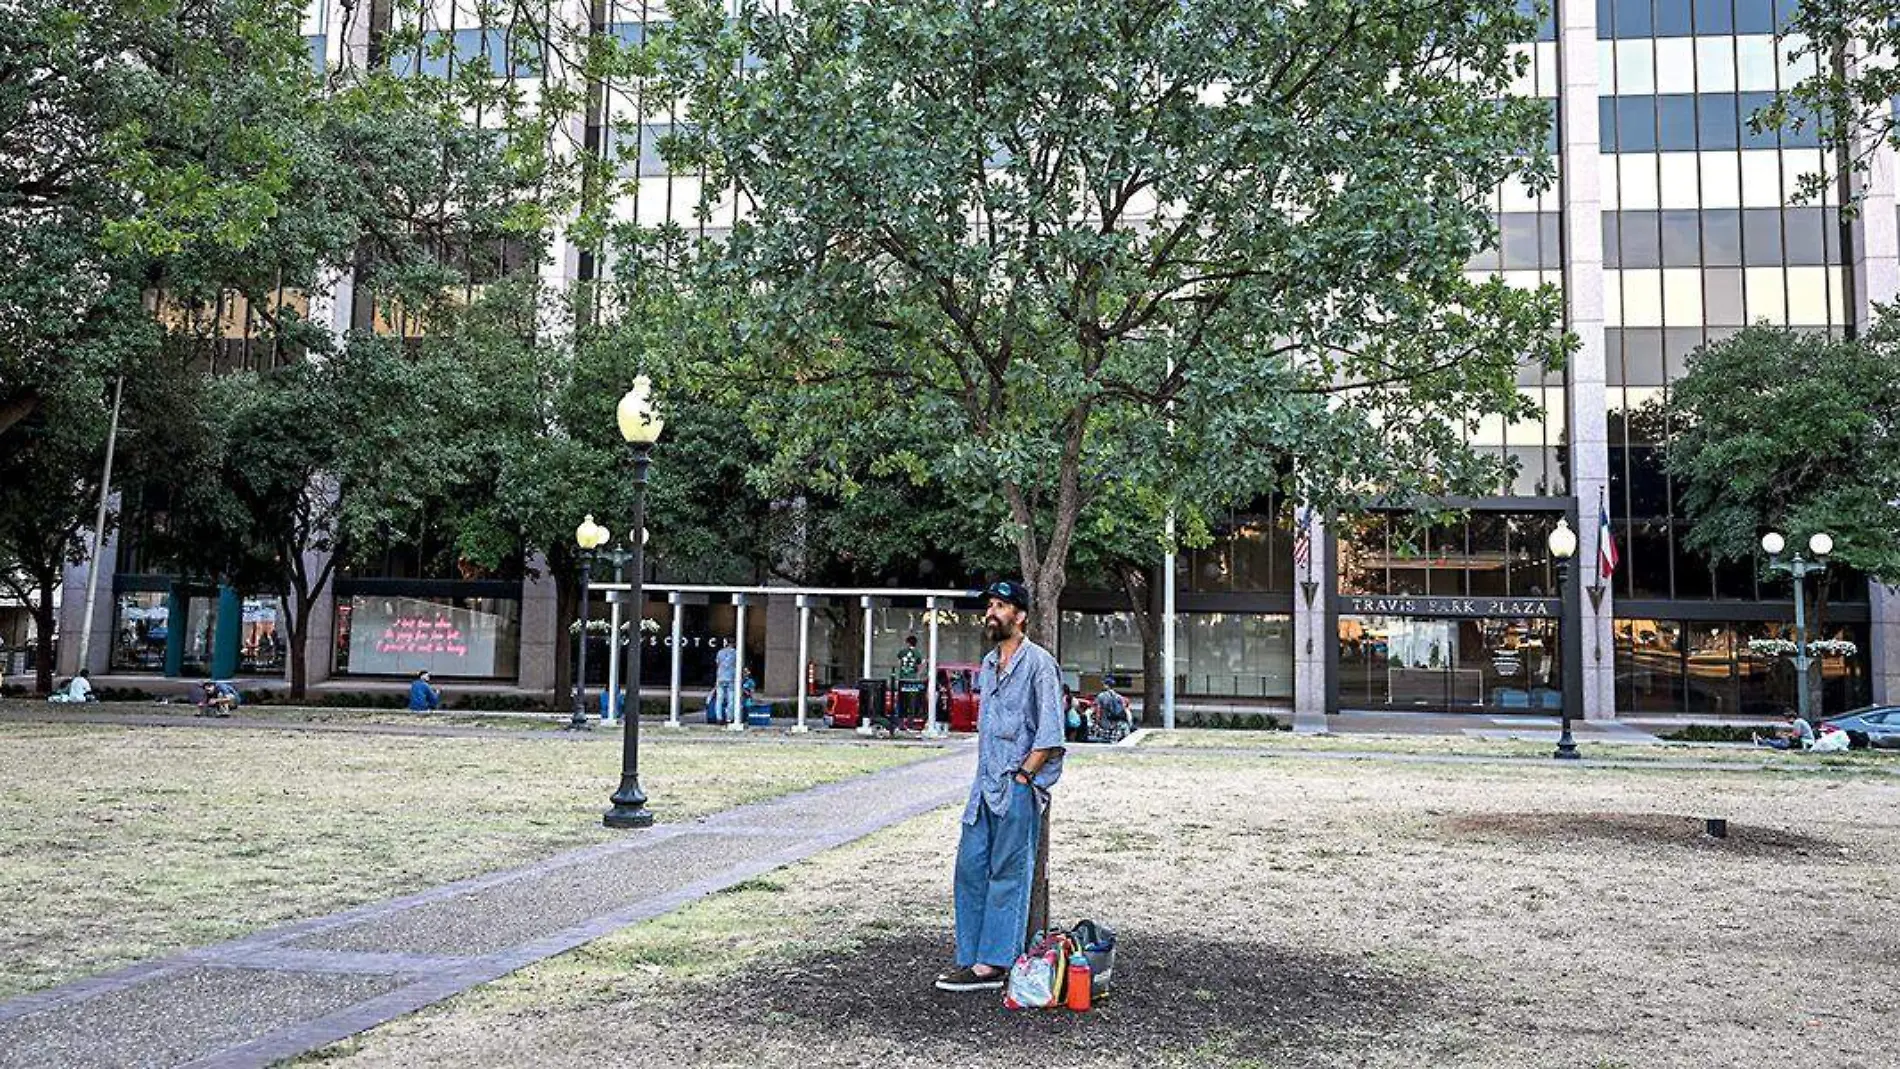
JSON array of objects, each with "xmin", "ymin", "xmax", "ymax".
[
  {"xmin": 855, "ymin": 679, "xmax": 887, "ymax": 730},
  {"xmin": 743, "ymin": 698, "xmax": 774, "ymax": 727}
]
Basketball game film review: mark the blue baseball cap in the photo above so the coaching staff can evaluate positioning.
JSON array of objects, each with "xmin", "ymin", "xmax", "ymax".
[{"xmin": 983, "ymin": 580, "xmax": 1030, "ymax": 611}]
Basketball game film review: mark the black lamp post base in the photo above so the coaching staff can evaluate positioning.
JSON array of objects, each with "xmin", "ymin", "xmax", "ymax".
[
  {"xmin": 604, "ymin": 777, "xmax": 654, "ymax": 828},
  {"xmin": 1553, "ymin": 734, "xmax": 1581, "ymax": 760}
]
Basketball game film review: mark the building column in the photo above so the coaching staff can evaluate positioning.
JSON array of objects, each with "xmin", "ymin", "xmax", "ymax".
[
  {"xmin": 763, "ymin": 593, "xmax": 800, "ymax": 698},
  {"xmin": 296, "ymin": 545, "xmax": 338, "ymax": 689},
  {"xmin": 1557, "ymin": 0, "xmax": 1616, "ymax": 719},
  {"xmin": 210, "ymin": 585, "xmax": 242, "ymax": 679},
  {"xmin": 56, "ymin": 495, "xmax": 121, "ymax": 677},
  {"xmin": 1292, "ymin": 512, "xmax": 1329, "ymax": 729},
  {"xmin": 1851, "ymin": 84, "xmax": 1900, "ymax": 702},
  {"xmin": 518, "ymin": 554, "xmax": 560, "ymax": 696}
]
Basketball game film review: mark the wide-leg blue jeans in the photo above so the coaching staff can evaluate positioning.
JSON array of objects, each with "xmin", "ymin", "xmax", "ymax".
[{"xmin": 953, "ymin": 782, "xmax": 1039, "ymax": 968}]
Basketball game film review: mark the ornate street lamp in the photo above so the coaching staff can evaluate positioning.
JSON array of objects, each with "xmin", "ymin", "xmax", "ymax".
[
  {"xmin": 1761, "ymin": 530, "xmax": 1832, "ymax": 723},
  {"xmin": 568, "ymin": 515, "xmax": 612, "ymax": 731},
  {"xmin": 605, "ymin": 376, "xmax": 663, "ymax": 829},
  {"xmin": 1547, "ymin": 517, "xmax": 1582, "ymax": 760}
]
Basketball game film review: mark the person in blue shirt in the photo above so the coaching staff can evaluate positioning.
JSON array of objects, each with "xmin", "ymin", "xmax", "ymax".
[
  {"xmin": 408, "ymin": 670, "xmax": 441, "ymax": 712},
  {"xmin": 935, "ymin": 580, "xmax": 1066, "ymax": 993}
]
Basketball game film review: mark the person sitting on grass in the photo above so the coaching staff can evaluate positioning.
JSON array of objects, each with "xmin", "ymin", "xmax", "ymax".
[
  {"xmin": 1753, "ymin": 713, "xmax": 1814, "ymax": 751},
  {"xmin": 195, "ymin": 679, "xmax": 237, "ymax": 717},
  {"xmin": 408, "ymin": 670, "xmax": 441, "ymax": 712},
  {"xmin": 48, "ymin": 671, "xmax": 96, "ymax": 704}
]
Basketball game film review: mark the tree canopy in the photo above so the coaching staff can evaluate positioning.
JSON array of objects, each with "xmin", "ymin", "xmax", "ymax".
[
  {"xmin": 637, "ymin": 0, "xmax": 1569, "ymax": 638},
  {"xmin": 1664, "ymin": 318, "xmax": 1900, "ymax": 585}
]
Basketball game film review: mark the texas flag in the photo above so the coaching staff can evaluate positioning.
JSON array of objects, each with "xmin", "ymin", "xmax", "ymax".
[{"xmin": 1598, "ymin": 494, "xmax": 1620, "ymax": 580}]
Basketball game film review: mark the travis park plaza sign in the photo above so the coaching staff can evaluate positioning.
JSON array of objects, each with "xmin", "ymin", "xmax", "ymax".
[{"xmin": 1338, "ymin": 595, "xmax": 1561, "ymax": 619}]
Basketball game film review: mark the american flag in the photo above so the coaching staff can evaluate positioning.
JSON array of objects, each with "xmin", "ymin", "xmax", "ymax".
[{"xmin": 1293, "ymin": 506, "xmax": 1312, "ymax": 571}]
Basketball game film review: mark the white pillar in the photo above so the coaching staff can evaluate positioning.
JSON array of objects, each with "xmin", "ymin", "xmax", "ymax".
[
  {"xmin": 605, "ymin": 593, "xmax": 623, "ymax": 723},
  {"xmin": 1161, "ymin": 543, "xmax": 1177, "ymax": 730},
  {"xmin": 667, "ymin": 591, "xmax": 684, "ymax": 727},
  {"xmin": 856, "ymin": 594, "xmax": 879, "ymax": 735},
  {"xmin": 924, "ymin": 596, "xmax": 943, "ymax": 737},
  {"xmin": 728, "ymin": 593, "xmax": 749, "ymax": 731},
  {"xmin": 1558, "ymin": 0, "xmax": 1616, "ymax": 719},
  {"xmin": 1292, "ymin": 508, "xmax": 1330, "ymax": 730},
  {"xmin": 793, "ymin": 595, "xmax": 813, "ymax": 733}
]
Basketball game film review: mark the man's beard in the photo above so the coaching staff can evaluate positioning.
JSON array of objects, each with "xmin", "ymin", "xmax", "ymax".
[{"xmin": 985, "ymin": 618, "xmax": 1013, "ymax": 643}]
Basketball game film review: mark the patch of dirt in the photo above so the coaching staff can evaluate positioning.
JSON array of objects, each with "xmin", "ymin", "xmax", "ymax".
[
  {"xmin": 697, "ymin": 929, "xmax": 1448, "ymax": 1065},
  {"xmin": 1443, "ymin": 811, "xmax": 1846, "ymax": 859}
]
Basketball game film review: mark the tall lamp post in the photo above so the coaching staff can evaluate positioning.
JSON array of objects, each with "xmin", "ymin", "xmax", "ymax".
[
  {"xmin": 604, "ymin": 376, "xmax": 663, "ymax": 830},
  {"xmin": 1547, "ymin": 517, "xmax": 1582, "ymax": 760},
  {"xmin": 568, "ymin": 515, "xmax": 612, "ymax": 731},
  {"xmin": 1761, "ymin": 530, "xmax": 1833, "ymax": 723}
]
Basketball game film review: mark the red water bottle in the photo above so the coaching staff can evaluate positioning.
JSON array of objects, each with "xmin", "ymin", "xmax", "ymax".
[{"xmin": 1066, "ymin": 957, "xmax": 1092, "ymax": 1011}]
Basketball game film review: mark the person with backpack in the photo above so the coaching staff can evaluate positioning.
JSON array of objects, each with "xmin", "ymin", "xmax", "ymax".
[{"xmin": 935, "ymin": 580, "xmax": 1066, "ymax": 993}]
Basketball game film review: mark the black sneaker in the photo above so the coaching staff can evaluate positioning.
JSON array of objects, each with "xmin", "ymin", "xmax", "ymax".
[{"xmin": 934, "ymin": 966, "xmax": 1006, "ymax": 992}]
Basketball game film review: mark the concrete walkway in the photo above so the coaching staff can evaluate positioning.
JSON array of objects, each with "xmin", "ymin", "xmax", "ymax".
[{"xmin": 0, "ymin": 749, "xmax": 975, "ymax": 1069}]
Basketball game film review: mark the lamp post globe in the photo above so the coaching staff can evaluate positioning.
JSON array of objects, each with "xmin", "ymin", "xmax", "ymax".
[
  {"xmin": 1547, "ymin": 517, "xmax": 1578, "ymax": 560},
  {"xmin": 606, "ymin": 376, "xmax": 662, "ymax": 829},
  {"xmin": 1761, "ymin": 531, "xmax": 1785, "ymax": 557},
  {"xmin": 1809, "ymin": 532, "xmax": 1833, "ymax": 558}
]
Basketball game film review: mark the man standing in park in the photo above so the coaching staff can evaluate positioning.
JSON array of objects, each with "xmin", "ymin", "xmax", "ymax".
[
  {"xmin": 893, "ymin": 633, "xmax": 922, "ymax": 735},
  {"xmin": 712, "ymin": 642, "xmax": 737, "ymax": 723},
  {"xmin": 936, "ymin": 580, "xmax": 1066, "ymax": 992}
]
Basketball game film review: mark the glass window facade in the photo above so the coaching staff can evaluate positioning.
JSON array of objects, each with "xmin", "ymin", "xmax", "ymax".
[
  {"xmin": 1339, "ymin": 615, "xmax": 1566, "ymax": 711},
  {"xmin": 110, "ymin": 592, "xmax": 170, "ymax": 673},
  {"xmin": 1615, "ymin": 618, "xmax": 1871, "ymax": 714},
  {"xmin": 334, "ymin": 594, "xmax": 522, "ymax": 679}
]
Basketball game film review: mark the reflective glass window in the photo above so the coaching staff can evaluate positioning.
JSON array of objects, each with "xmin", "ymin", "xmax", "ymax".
[
  {"xmin": 1500, "ymin": 214, "xmax": 1544, "ymax": 269},
  {"xmin": 1617, "ymin": 0, "xmax": 1655, "ymax": 37},
  {"xmin": 1600, "ymin": 97, "xmax": 1619, "ymax": 152},
  {"xmin": 1734, "ymin": 0, "xmax": 1776, "ymax": 35},
  {"xmin": 1663, "ymin": 328, "xmax": 1705, "ymax": 379},
  {"xmin": 1702, "ymin": 209, "xmax": 1743, "ymax": 266},
  {"xmin": 1660, "ymin": 210, "xmax": 1700, "ymax": 266},
  {"xmin": 1624, "ymin": 328, "xmax": 1665, "ymax": 384},
  {"xmin": 1695, "ymin": 36, "xmax": 1737, "ymax": 93},
  {"xmin": 1741, "ymin": 208, "xmax": 1783, "ymax": 264},
  {"xmin": 1617, "ymin": 97, "xmax": 1657, "ymax": 152},
  {"xmin": 1657, "ymin": 95, "xmax": 1697, "ymax": 150},
  {"xmin": 1783, "ymin": 207, "xmax": 1829, "ymax": 265},
  {"xmin": 1653, "ymin": 0, "xmax": 1694, "ymax": 35},
  {"xmin": 1739, "ymin": 91, "xmax": 1781, "ymax": 148},
  {"xmin": 1693, "ymin": 0, "xmax": 1735, "ymax": 35},
  {"xmin": 1697, "ymin": 93, "xmax": 1740, "ymax": 150},
  {"xmin": 1705, "ymin": 268, "xmax": 1746, "ymax": 325},
  {"xmin": 1630, "ymin": 520, "xmax": 1672, "ymax": 596},
  {"xmin": 1619, "ymin": 211, "xmax": 1662, "ymax": 267}
]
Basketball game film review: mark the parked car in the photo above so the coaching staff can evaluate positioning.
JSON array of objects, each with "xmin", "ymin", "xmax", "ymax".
[
  {"xmin": 1820, "ymin": 705, "xmax": 1900, "ymax": 749},
  {"xmin": 824, "ymin": 663, "xmax": 984, "ymax": 733}
]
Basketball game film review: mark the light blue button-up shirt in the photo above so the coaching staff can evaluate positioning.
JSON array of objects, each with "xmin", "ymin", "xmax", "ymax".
[{"xmin": 962, "ymin": 637, "xmax": 1067, "ymax": 825}]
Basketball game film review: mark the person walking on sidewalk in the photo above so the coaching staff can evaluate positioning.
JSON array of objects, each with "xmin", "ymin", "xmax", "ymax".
[{"xmin": 935, "ymin": 580, "xmax": 1066, "ymax": 993}]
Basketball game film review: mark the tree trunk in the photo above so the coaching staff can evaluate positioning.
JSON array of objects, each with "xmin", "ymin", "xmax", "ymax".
[
  {"xmin": 1116, "ymin": 561, "xmax": 1164, "ymax": 727},
  {"xmin": 284, "ymin": 592, "xmax": 313, "ymax": 701},
  {"xmin": 31, "ymin": 572, "xmax": 57, "ymax": 694}
]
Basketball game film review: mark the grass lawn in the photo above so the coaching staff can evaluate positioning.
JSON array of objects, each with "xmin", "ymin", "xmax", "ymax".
[
  {"xmin": 0, "ymin": 720, "xmax": 935, "ymax": 999},
  {"xmin": 1140, "ymin": 726, "xmax": 1900, "ymax": 768},
  {"xmin": 303, "ymin": 751, "xmax": 1900, "ymax": 1068}
]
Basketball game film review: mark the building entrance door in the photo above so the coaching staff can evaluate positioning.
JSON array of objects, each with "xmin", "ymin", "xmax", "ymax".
[{"xmin": 1337, "ymin": 614, "xmax": 1563, "ymax": 713}]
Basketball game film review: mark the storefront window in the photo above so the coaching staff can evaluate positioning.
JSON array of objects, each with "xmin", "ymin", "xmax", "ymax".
[
  {"xmin": 1178, "ymin": 613, "xmax": 1293, "ymax": 699},
  {"xmin": 1337, "ymin": 614, "xmax": 1562, "ymax": 711},
  {"xmin": 1059, "ymin": 611, "xmax": 1146, "ymax": 689},
  {"xmin": 183, "ymin": 595, "xmax": 218, "ymax": 674},
  {"xmin": 111, "ymin": 592, "xmax": 170, "ymax": 672},
  {"xmin": 334, "ymin": 594, "xmax": 521, "ymax": 679},
  {"xmin": 1617, "ymin": 617, "xmax": 1871, "ymax": 716},
  {"xmin": 239, "ymin": 596, "xmax": 285, "ymax": 674}
]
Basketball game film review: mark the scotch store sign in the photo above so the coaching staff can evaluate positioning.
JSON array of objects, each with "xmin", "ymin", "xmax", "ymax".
[{"xmin": 1339, "ymin": 595, "xmax": 1560, "ymax": 619}]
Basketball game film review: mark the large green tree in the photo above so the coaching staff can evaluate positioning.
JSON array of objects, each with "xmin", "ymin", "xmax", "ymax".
[
  {"xmin": 641, "ymin": 0, "xmax": 1568, "ymax": 642},
  {"xmin": 1664, "ymin": 320, "xmax": 1900, "ymax": 589}
]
